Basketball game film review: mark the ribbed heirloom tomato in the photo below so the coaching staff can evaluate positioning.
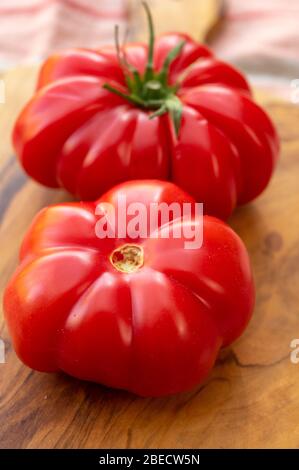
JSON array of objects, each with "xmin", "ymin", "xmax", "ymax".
[
  {"xmin": 4, "ymin": 180, "xmax": 255, "ymax": 396},
  {"xmin": 13, "ymin": 4, "xmax": 279, "ymax": 219}
]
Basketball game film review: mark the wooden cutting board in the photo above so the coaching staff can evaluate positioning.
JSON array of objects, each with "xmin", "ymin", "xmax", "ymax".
[{"xmin": 0, "ymin": 65, "xmax": 299, "ymax": 449}]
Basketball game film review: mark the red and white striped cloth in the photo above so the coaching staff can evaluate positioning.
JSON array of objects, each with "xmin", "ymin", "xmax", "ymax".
[
  {"xmin": 0, "ymin": 0, "xmax": 128, "ymax": 70},
  {"xmin": 211, "ymin": 0, "xmax": 299, "ymax": 98}
]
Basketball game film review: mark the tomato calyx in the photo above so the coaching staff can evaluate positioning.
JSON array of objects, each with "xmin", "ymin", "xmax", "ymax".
[
  {"xmin": 110, "ymin": 244, "xmax": 144, "ymax": 273},
  {"xmin": 103, "ymin": 2, "xmax": 185, "ymax": 136}
]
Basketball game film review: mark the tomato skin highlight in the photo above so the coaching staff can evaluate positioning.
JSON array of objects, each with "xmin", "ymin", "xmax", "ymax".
[
  {"xmin": 13, "ymin": 32, "xmax": 279, "ymax": 219},
  {"xmin": 3, "ymin": 180, "xmax": 255, "ymax": 397}
]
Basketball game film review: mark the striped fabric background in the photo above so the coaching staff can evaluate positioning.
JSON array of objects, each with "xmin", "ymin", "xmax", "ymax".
[
  {"xmin": 0, "ymin": 0, "xmax": 128, "ymax": 70},
  {"xmin": 212, "ymin": 0, "xmax": 299, "ymax": 78}
]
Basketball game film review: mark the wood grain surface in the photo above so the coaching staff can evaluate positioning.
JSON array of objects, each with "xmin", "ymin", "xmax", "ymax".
[{"xmin": 0, "ymin": 64, "xmax": 299, "ymax": 449}]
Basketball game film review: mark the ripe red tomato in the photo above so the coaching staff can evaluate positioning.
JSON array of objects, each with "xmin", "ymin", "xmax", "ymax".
[
  {"xmin": 12, "ymin": 6, "xmax": 279, "ymax": 219},
  {"xmin": 3, "ymin": 180, "xmax": 254, "ymax": 396}
]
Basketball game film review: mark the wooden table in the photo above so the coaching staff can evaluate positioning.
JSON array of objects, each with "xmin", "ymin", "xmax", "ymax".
[{"xmin": 0, "ymin": 64, "xmax": 299, "ymax": 449}]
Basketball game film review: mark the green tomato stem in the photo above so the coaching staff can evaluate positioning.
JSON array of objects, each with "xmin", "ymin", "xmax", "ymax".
[
  {"xmin": 142, "ymin": 1, "xmax": 155, "ymax": 82},
  {"xmin": 103, "ymin": 2, "xmax": 185, "ymax": 136}
]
